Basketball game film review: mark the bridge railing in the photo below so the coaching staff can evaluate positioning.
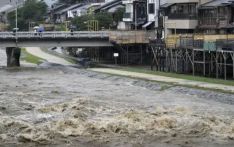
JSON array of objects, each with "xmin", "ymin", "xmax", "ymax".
[
  {"xmin": 0, "ymin": 31, "xmax": 154, "ymax": 44},
  {"xmin": 0, "ymin": 31, "xmax": 109, "ymax": 39}
]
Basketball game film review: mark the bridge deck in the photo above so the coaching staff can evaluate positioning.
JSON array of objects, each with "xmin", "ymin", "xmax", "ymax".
[
  {"xmin": 0, "ymin": 31, "xmax": 109, "ymax": 39},
  {"xmin": 0, "ymin": 31, "xmax": 153, "ymax": 47},
  {"xmin": 0, "ymin": 31, "xmax": 112, "ymax": 48}
]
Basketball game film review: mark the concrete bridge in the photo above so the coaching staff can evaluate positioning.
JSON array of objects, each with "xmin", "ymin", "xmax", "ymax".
[
  {"xmin": 0, "ymin": 31, "xmax": 153, "ymax": 67},
  {"xmin": 0, "ymin": 31, "xmax": 112, "ymax": 48},
  {"xmin": 0, "ymin": 31, "xmax": 112, "ymax": 67}
]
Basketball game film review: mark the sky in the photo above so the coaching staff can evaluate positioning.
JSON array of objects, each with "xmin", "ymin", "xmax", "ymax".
[
  {"xmin": 43, "ymin": 0, "xmax": 58, "ymax": 7},
  {"xmin": 0, "ymin": 0, "xmax": 58, "ymax": 13}
]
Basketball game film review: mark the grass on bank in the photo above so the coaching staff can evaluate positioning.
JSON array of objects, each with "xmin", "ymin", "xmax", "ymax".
[
  {"xmin": 40, "ymin": 48, "xmax": 76, "ymax": 64},
  {"xmin": 21, "ymin": 48, "xmax": 45, "ymax": 65},
  {"xmin": 114, "ymin": 66, "xmax": 234, "ymax": 87}
]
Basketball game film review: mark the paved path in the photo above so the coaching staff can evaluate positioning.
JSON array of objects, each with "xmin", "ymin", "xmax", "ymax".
[
  {"xmin": 0, "ymin": 48, "xmax": 6, "ymax": 66},
  {"xmin": 25, "ymin": 47, "xmax": 72, "ymax": 66},
  {"xmin": 90, "ymin": 68, "xmax": 234, "ymax": 93}
]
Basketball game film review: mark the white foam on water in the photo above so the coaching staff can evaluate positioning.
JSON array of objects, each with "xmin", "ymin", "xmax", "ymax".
[{"xmin": 0, "ymin": 99, "xmax": 233, "ymax": 145}]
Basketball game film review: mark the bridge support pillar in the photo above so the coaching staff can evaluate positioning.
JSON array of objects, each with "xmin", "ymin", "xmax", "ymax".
[{"xmin": 6, "ymin": 47, "xmax": 21, "ymax": 67}]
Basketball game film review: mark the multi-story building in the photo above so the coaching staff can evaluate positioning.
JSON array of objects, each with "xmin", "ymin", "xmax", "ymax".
[
  {"xmin": 143, "ymin": 0, "xmax": 159, "ymax": 29},
  {"xmin": 160, "ymin": 0, "xmax": 199, "ymax": 36},
  {"xmin": 198, "ymin": 0, "xmax": 234, "ymax": 34},
  {"xmin": 122, "ymin": 0, "xmax": 160, "ymax": 30},
  {"xmin": 122, "ymin": 0, "xmax": 147, "ymax": 29},
  {"xmin": 159, "ymin": 0, "xmax": 213, "ymax": 37}
]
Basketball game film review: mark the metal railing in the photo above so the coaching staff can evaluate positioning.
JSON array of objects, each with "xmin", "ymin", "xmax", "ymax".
[
  {"xmin": 166, "ymin": 34, "xmax": 234, "ymax": 51},
  {"xmin": 0, "ymin": 31, "xmax": 109, "ymax": 39},
  {"xmin": 0, "ymin": 31, "xmax": 154, "ymax": 44},
  {"xmin": 168, "ymin": 13, "xmax": 197, "ymax": 20},
  {"xmin": 216, "ymin": 39, "xmax": 234, "ymax": 51}
]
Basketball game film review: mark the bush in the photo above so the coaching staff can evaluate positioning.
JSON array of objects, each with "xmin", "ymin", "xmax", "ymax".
[{"xmin": 72, "ymin": 12, "xmax": 113, "ymax": 31}]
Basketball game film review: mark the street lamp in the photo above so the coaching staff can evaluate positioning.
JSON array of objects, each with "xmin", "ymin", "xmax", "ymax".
[
  {"xmin": 15, "ymin": 0, "xmax": 18, "ymax": 31},
  {"xmin": 10, "ymin": 0, "xmax": 19, "ymax": 41},
  {"xmin": 134, "ymin": 2, "xmax": 138, "ymax": 31}
]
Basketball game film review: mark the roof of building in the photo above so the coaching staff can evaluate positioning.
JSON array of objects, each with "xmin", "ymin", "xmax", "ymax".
[
  {"xmin": 0, "ymin": 5, "xmax": 13, "ymax": 13},
  {"xmin": 70, "ymin": 4, "xmax": 90, "ymax": 13},
  {"xmin": 0, "ymin": 0, "xmax": 24, "ymax": 13},
  {"xmin": 201, "ymin": 0, "xmax": 234, "ymax": 8},
  {"xmin": 160, "ymin": 3, "xmax": 175, "ymax": 8},
  {"xmin": 55, "ymin": 3, "xmax": 83, "ymax": 15},
  {"xmin": 94, "ymin": 0, "xmax": 123, "ymax": 12}
]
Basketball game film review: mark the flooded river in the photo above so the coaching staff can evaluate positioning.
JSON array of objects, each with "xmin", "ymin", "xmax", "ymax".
[{"xmin": 0, "ymin": 49, "xmax": 234, "ymax": 147}]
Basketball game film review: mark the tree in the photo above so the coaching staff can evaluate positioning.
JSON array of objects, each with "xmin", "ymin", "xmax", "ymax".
[
  {"xmin": 72, "ymin": 12, "xmax": 113, "ymax": 31},
  {"xmin": 7, "ymin": 0, "xmax": 48, "ymax": 31},
  {"xmin": 113, "ymin": 8, "xmax": 125, "ymax": 24},
  {"xmin": 95, "ymin": 12, "xmax": 113, "ymax": 30}
]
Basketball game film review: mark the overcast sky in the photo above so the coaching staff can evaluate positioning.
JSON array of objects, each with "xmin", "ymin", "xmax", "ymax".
[{"xmin": 43, "ymin": 0, "xmax": 58, "ymax": 7}]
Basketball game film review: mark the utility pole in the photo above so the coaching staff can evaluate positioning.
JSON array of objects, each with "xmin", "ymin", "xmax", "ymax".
[
  {"xmin": 157, "ymin": 0, "xmax": 161, "ymax": 39},
  {"xmin": 11, "ymin": 0, "xmax": 18, "ymax": 41},
  {"xmin": 16, "ymin": 0, "xmax": 18, "ymax": 30},
  {"xmin": 15, "ymin": 0, "xmax": 18, "ymax": 42},
  {"xmin": 135, "ymin": 2, "xmax": 138, "ymax": 31}
]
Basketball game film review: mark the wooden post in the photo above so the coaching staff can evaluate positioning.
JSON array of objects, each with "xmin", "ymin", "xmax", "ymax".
[
  {"xmin": 232, "ymin": 52, "xmax": 234, "ymax": 79},
  {"xmin": 203, "ymin": 50, "xmax": 206, "ymax": 76},
  {"xmin": 192, "ymin": 49, "xmax": 195, "ymax": 76},
  {"xmin": 175, "ymin": 50, "xmax": 178, "ymax": 73},
  {"xmin": 127, "ymin": 45, "xmax": 129, "ymax": 65},
  {"xmin": 216, "ymin": 51, "xmax": 219, "ymax": 79},
  {"xmin": 223, "ymin": 52, "xmax": 227, "ymax": 80},
  {"xmin": 140, "ymin": 45, "xmax": 143, "ymax": 65}
]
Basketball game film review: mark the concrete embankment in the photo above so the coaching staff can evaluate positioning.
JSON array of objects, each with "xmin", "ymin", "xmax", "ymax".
[
  {"xmin": 90, "ymin": 68, "xmax": 234, "ymax": 93},
  {"xmin": 25, "ymin": 47, "xmax": 72, "ymax": 66}
]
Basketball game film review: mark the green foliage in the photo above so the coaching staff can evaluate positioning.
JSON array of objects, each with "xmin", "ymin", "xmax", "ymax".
[
  {"xmin": 54, "ymin": 24, "xmax": 67, "ymax": 31},
  {"xmin": 119, "ymin": 67, "xmax": 234, "ymax": 87},
  {"xmin": 72, "ymin": 12, "xmax": 113, "ymax": 31},
  {"xmin": 95, "ymin": 12, "xmax": 113, "ymax": 29},
  {"xmin": 113, "ymin": 7, "xmax": 125, "ymax": 25},
  {"xmin": 21, "ymin": 48, "xmax": 44, "ymax": 65},
  {"xmin": 7, "ymin": 0, "xmax": 48, "ymax": 31},
  {"xmin": 72, "ymin": 15, "xmax": 92, "ymax": 31}
]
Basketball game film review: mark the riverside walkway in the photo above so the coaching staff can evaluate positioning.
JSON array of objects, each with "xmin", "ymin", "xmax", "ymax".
[{"xmin": 90, "ymin": 68, "xmax": 234, "ymax": 93}]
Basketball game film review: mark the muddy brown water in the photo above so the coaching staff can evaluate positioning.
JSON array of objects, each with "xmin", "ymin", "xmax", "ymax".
[{"xmin": 0, "ymin": 63, "xmax": 234, "ymax": 147}]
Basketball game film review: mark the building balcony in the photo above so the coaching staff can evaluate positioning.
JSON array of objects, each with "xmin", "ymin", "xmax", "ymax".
[
  {"xmin": 165, "ymin": 19, "xmax": 198, "ymax": 29},
  {"xmin": 198, "ymin": 17, "xmax": 234, "ymax": 29},
  {"xmin": 168, "ymin": 13, "xmax": 197, "ymax": 20}
]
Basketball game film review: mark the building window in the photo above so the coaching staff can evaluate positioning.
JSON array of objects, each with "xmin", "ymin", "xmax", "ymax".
[{"xmin": 148, "ymin": 4, "xmax": 155, "ymax": 14}]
